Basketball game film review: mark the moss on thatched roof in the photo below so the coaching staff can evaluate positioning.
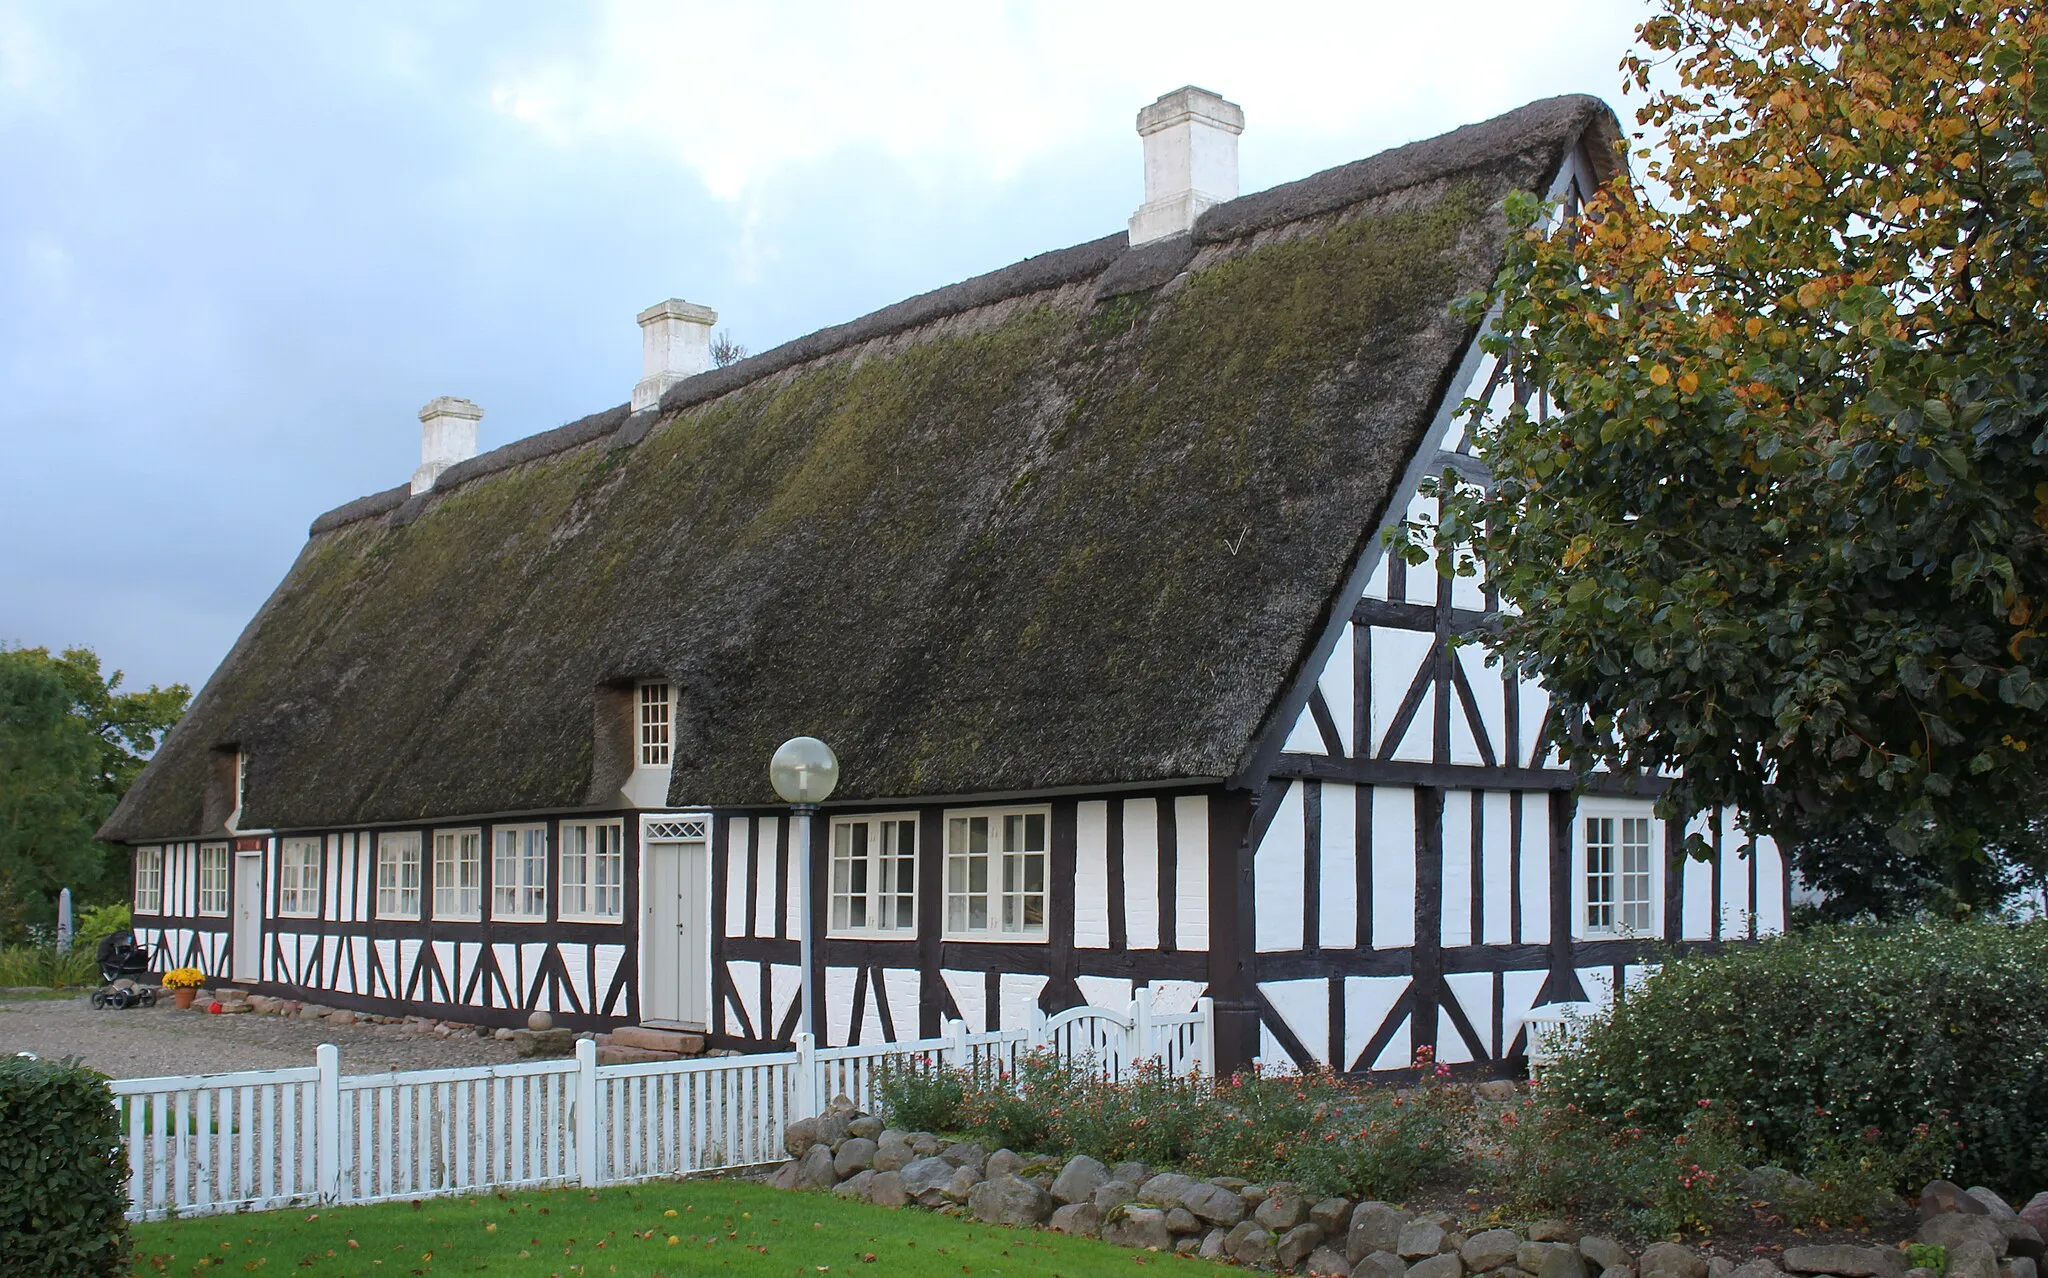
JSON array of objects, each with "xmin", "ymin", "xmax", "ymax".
[{"xmin": 103, "ymin": 95, "xmax": 1618, "ymax": 840}]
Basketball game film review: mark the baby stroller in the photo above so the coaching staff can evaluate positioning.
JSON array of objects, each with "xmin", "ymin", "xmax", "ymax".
[{"xmin": 90, "ymin": 932, "xmax": 157, "ymax": 1009}]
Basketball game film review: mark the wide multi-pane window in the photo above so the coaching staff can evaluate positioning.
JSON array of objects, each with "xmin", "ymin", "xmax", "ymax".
[
  {"xmin": 376, "ymin": 831, "xmax": 422, "ymax": 919},
  {"xmin": 945, "ymin": 808, "xmax": 1047, "ymax": 940},
  {"xmin": 493, "ymin": 825, "xmax": 548, "ymax": 920},
  {"xmin": 639, "ymin": 682, "xmax": 672, "ymax": 767},
  {"xmin": 134, "ymin": 846, "xmax": 164, "ymax": 914},
  {"xmin": 1585, "ymin": 813, "xmax": 1653, "ymax": 934},
  {"xmin": 197, "ymin": 843, "xmax": 229, "ymax": 916},
  {"xmin": 830, "ymin": 815, "xmax": 917, "ymax": 937},
  {"xmin": 433, "ymin": 829, "xmax": 482, "ymax": 920},
  {"xmin": 279, "ymin": 837, "xmax": 321, "ymax": 917},
  {"xmin": 560, "ymin": 821, "xmax": 624, "ymax": 920}
]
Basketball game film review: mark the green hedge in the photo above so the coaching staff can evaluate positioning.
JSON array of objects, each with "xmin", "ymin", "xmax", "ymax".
[
  {"xmin": 0, "ymin": 1055, "xmax": 128, "ymax": 1276},
  {"xmin": 1546, "ymin": 920, "xmax": 2048, "ymax": 1193}
]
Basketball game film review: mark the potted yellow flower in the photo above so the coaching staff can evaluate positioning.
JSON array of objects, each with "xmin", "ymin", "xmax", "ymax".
[{"xmin": 161, "ymin": 967, "xmax": 206, "ymax": 1009}]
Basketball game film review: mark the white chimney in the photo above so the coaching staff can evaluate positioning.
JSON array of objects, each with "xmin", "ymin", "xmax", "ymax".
[
  {"xmin": 1129, "ymin": 86, "xmax": 1244, "ymax": 247},
  {"xmin": 412, "ymin": 396, "xmax": 482, "ymax": 495},
  {"xmin": 633, "ymin": 298, "xmax": 718, "ymax": 412}
]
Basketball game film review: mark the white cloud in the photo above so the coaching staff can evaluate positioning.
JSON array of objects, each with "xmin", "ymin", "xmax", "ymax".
[{"xmin": 487, "ymin": 0, "xmax": 1651, "ymax": 201}]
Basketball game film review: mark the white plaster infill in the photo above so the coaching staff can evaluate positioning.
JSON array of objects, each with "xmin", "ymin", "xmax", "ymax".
[
  {"xmin": 412, "ymin": 396, "xmax": 483, "ymax": 495},
  {"xmin": 1129, "ymin": 85, "xmax": 1244, "ymax": 247},
  {"xmin": 633, "ymin": 298, "xmax": 718, "ymax": 413}
]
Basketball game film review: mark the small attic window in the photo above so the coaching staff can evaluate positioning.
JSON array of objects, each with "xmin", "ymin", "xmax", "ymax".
[{"xmin": 638, "ymin": 682, "xmax": 672, "ymax": 768}]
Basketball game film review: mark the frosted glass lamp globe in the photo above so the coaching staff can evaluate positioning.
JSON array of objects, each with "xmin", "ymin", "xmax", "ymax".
[{"xmin": 769, "ymin": 736, "xmax": 839, "ymax": 806}]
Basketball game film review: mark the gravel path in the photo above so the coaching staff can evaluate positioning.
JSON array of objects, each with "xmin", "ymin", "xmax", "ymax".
[{"xmin": 0, "ymin": 992, "xmax": 525, "ymax": 1079}]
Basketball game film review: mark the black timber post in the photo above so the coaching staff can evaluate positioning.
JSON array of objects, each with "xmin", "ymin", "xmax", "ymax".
[
  {"xmin": 916, "ymin": 806, "xmax": 945, "ymax": 1037},
  {"xmin": 1046, "ymin": 799, "xmax": 1080, "ymax": 1010},
  {"xmin": 1545, "ymin": 791, "xmax": 1585, "ymax": 1003},
  {"xmin": 1207, "ymin": 787, "xmax": 1259, "ymax": 1076},
  {"xmin": 1411, "ymin": 786, "xmax": 1444, "ymax": 1065}
]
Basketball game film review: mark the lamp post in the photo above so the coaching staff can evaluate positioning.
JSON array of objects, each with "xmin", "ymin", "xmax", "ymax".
[{"xmin": 769, "ymin": 736, "xmax": 839, "ymax": 1040}]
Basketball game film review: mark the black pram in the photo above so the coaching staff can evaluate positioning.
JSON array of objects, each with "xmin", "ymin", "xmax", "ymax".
[{"xmin": 96, "ymin": 931, "xmax": 150, "ymax": 984}]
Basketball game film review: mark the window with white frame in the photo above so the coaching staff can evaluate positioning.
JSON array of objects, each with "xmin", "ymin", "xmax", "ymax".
[
  {"xmin": 198, "ymin": 843, "xmax": 229, "ymax": 916},
  {"xmin": 559, "ymin": 820, "xmax": 624, "ymax": 920},
  {"xmin": 639, "ymin": 682, "xmax": 672, "ymax": 767},
  {"xmin": 376, "ymin": 831, "xmax": 422, "ymax": 919},
  {"xmin": 433, "ymin": 829, "xmax": 483, "ymax": 920},
  {"xmin": 945, "ymin": 808, "xmax": 1047, "ymax": 940},
  {"xmin": 134, "ymin": 846, "xmax": 164, "ymax": 914},
  {"xmin": 831, "ymin": 815, "xmax": 917, "ymax": 937},
  {"xmin": 493, "ymin": 825, "xmax": 548, "ymax": 920},
  {"xmin": 1585, "ymin": 812, "xmax": 1654, "ymax": 934},
  {"xmin": 279, "ymin": 836, "xmax": 321, "ymax": 917}
]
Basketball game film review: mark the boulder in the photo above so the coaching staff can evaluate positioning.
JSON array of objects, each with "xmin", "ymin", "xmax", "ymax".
[
  {"xmin": 1352, "ymin": 1251, "xmax": 1408, "ymax": 1278},
  {"xmin": 969, "ymin": 1173, "xmax": 1053, "ymax": 1227},
  {"xmin": 1476, "ymin": 1079, "xmax": 1519, "ymax": 1100},
  {"xmin": 1224, "ymin": 1221, "xmax": 1259, "ymax": 1255},
  {"xmin": 1411, "ymin": 1256, "xmax": 1468, "ymax": 1278},
  {"xmin": 785, "ymin": 1117, "xmax": 821, "ymax": 1158},
  {"xmin": 1259, "ymin": 1192, "xmax": 1310, "ymax": 1232},
  {"xmin": 1104, "ymin": 1206, "xmax": 1176, "ymax": 1251},
  {"xmin": 2002, "ymin": 1222, "xmax": 2046, "ymax": 1262},
  {"xmin": 1927, "ymin": 1182, "xmax": 1995, "ymax": 1220},
  {"xmin": 2005, "ymin": 1261, "xmax": 2039, "ymax": 1278},
  {"xmin": 795, "ymin": 1144, "xmax": 839, "ymax": 1190},
  {"xmin": 1199, "ymin": 1228, "xmax": 1229, "ymax": 1260},
  {"xmin": 1783, "ymin": 1245, "xmax": 1905, "ymax": 1278},
  {"xmin": 1093, "ymin": 1181, "xmax": 1139, "ymax": 1213},
  {"xmin": 1349, "ymin": 1203, "xmax": 1412, "ymax": 1264},
  {"xmin": 940, "ymin": 1165, "xmax": 982, "ymax": 1203},
  {"xmin": 1306, "ymin": 1245, "xmax": 1352, "ymax": 1277},
  {"xmin": 941, "ymin": 1141, "xmax": 987, "ymax": 1172},
  {"xmin": 1605, "ymin": 1267, "xmax": 1639, "ymax": 1278},
  {"xmin": 1176, "ymin": 1235, "xmax": 1203, "ymax": 1255},
  {"xmin": 1971, "ymin": 1190, "xmax": 2020, "ymax": 1220},
  {"xmin": 1531, "ymin": 1221, "xmax": 1579, "ymax": 1243},
  {"xmin": 1581, "ymin": 1238, "xmax": 1633, "ymax": 1273},
  {"xmin": 899, "ymin": 1155, "xmax": 956, "ymax": 1199},
  {"xmin": 834, "ymin": 1169, "xmax": 876, "ymax": 1199},
  {"xmin": 909, "ymin": 1132, "xmax": 944, "ymax": 1158},
  {"xmin": 1165, "ymin": 1206, "xmax": 1202, "ymax": 1235},
  {"xmin": 1531, "ymin": 1247, "xmax": 1589, "ymax": 1278},
  {"xmin": 1279, "ymin": 1224, "xmax": 1328, "ymax": 1271},
  {"xmin": 814, "ymin": 1110, "xmax": 853, "ymax": 1149},
  {"xmin": 1050, "ymin": 1202, "xmax": 1103, "ymax": 1237},
  {"xmin": 873, "ymin": 1132, "xmax": 913, "ymax": 1172},
  {"xmin": 847, "ymin": 1115, "xmax": 883, "ymax": 1140},
  {"xmin": 327, "ymin": 1010, "xmax": 358, "ymax": 1027},
  {"xmin": 1181, "ymin": 1181, "xmax": 1247, "ymax": 1227},
  {"xmin": 1730, "ymin": 1264, "xmax": 1785, "ymax": 1278},
  {"xmin": 1051, "ymin": 1155, "xmax": 1110, "ymax": 1205},
  {"xmin": 1112, "ymin": 1161, "xmax": 1152, "ymax": 1187},
  {"xmin": 985, "ymin": 1149, "xmax": 1025, "ymax": 1182},
  {"xmin": 2021, "ymin": 1195, "xmax": 2048, "ymax": 1237},
  {"xmin": 867, "ymin": 1170, "xmax": 908, "ymax": 1208},
  {"xmin": 1711, "ymin": 1261, "xmax": 1736, "ymax": 1278},
  {"xmin": 1905, "ymin": 1268, "xmax": 1939, "ymax": 1278},
  {"xmin": 1465, "ymin": 1230, "xmax": 1524, "ymax": 1271},
  {"xmin": 1233, "ymin": 1226, "xmax": 1278, "ymax": 1267},
  {"xmin": 1399, "ymin": 1220, "xmax": 1447, "ymax": 1260},
  {"xmin": 1311, "ymin": 1198, "xmax": 1353, "ymax": 1234},
  {"xmin": 833, "ymin": 1137, "xmax": 877, "ymax": 1177},
  {"xmin": 1639, "ymin": 1243, "xmax": 1708, "ymax": 1278},
  {"xmin": 1952, "ymin": 1243, "xmax": 2002, "ymax": 1278},
  {"xmin": 768, "ymin": 1160, "xmax": 801, "ymax": 1191},
  {"xmin": 1139, "ymin": 1172, "xmax": 1198, "ymax": 1207},
  {"xmin": 1926, "ymin": 1214, "xmax": 2012, "ymax": 1258}
]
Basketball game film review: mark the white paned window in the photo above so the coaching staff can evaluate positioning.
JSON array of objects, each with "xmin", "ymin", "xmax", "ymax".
[
  {"xmin": 197, "ymin": 843, "xmax": 229, "ymax": 916},
  {"xmin": 1586, "ymin": 813, "xmax": 1653, "ymax": 934},
  {"xmin": 945, "ymin": 807, "xmax": 1048, "ymax": 941},
  {"xmin": 433, "ymin": 829, "xmax": 483, "ymax": 920},
  {"xmin": 639, "ymin": 682, "xmax": 672, "ymax": 767},
  {"xmin": 279, "ymin": 836, "xmax": 321, "ymax": 917},
  {"xmin": 830, "ymin": 815, "xmax": 917, "ymax": 937},
  {"xmin": 134, "ymin": 846, "xmax": 164, "ymax": 914},
  {"xmin": 560, "ymin": 820, "xmax": 624, "ymax": 920},
  {"xmin": 493, "ymin": 825, "xmax": 548, "ymax": 920},
  {"xmin": 376, "ymin": 831, "xmax": 423, "ymax": 919}
]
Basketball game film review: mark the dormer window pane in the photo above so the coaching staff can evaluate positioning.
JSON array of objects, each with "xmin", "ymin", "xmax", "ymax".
[{"xmin": 639, "ymin": 683, "xmax": 672, "ymax": 767}]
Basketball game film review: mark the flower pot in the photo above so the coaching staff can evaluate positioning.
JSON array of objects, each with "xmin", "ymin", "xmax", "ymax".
[{"xmin": 172, "ymin": 988, "xmax": 196, "ymax": 1010}]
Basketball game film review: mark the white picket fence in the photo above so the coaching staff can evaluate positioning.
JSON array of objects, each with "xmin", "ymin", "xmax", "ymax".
[{"xmin": 106, "ymin": 995, "xmax": 1213, "ymax": 1220}]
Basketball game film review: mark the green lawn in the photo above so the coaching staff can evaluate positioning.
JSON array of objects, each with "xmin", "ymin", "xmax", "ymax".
[{"xmin": 128, "ymin": 1179, "xmax": 1228, "ymax": 1277}]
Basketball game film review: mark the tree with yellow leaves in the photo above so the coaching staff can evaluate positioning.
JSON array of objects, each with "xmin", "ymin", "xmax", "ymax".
[{"xmin": 1430, "ymin": 0, "xmax": 2048, "ymax": 893}]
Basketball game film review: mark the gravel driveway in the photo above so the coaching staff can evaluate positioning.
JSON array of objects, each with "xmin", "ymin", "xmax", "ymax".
[{"xmin": 0, "ymin": 992, "xmax": 525, "ymax": 1079}]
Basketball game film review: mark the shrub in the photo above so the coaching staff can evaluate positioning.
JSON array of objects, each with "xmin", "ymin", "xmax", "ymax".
[
  {"xmin": 72, "ymin": 904, "xmax": 129, "ymax": 950},
  {"xmin": 874, "ymin": 1055, "xmax": 968, "ymax": 1134},
  {"xmin": 1488, "ymin": 1091, "xmax": 1750, "ymax": 1235},
  {"xmin": 0, "ymin": 1055, "xmax": 129, "ymax": 1275},
  {"xmin": 1055, "ymin": 1059, "xmax": 1208, "ymax": 1168},
  {"xmin": 957, "ymin": 1050, "xmax": 1092, "ymax": 1153},
  {"xmin": 1544, "ymin": 920, "xmax": 2048, "ymax": 1191},
  {"xmin": 0, "ymin": 943, "xmax": 97, "ymax": 989}
]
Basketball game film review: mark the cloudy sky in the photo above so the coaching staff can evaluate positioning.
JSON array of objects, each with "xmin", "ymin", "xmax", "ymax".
[{"xmin": 0, "ymin": 0, "xmax": 1654, "ymax": 696}]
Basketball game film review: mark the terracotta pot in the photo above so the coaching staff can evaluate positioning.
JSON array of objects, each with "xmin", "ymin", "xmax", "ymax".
[{"xmin": 172, "ymin": 987, "xmax": 196, "ymax": 1010}]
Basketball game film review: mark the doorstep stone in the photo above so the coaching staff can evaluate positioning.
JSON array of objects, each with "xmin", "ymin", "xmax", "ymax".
[
  {"xmin": 597, "ymin": 1045, "xmax": 679, "ymax": 1065},
  {"xmin": 612, "ymin": 1025, "xmax": 706, "ymax": 1054}
]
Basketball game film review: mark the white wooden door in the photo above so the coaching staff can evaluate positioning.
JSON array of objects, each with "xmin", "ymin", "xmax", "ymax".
[
  {"xmin": 641, "ymin": 837, "xmax": 709, "ymax": 1027},
  {"xmin": 232, "ymin": 852, "xmax": 263, "ymax": 982}
]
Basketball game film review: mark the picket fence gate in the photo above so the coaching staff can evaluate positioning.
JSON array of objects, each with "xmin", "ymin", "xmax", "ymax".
[{"xmin": 106, "ymin": 996, "xmax": 1214, "ymax": 1221}]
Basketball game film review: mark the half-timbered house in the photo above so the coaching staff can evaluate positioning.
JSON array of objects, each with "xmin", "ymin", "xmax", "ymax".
[{"xmin": 101, "ymin": 88, "xmax": 1786, "ymax": 1075}]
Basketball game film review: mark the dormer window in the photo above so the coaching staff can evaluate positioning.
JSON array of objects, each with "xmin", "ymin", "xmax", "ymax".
[{"xmin": 638, "ymin": 682, "xmax": 672, "ymax": 767}]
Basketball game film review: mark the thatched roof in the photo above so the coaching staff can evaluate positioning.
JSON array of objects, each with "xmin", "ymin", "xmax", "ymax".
[{"xmin": 103, "ymin": 95, "xmax": 1620, "ymax": 841}]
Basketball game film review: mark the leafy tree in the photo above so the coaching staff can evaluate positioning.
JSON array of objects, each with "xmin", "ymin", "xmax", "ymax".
[
  {"xmin": 0, "ymin": 647, "xmax": 187, "ymax": 938},
  {"xmin": 1425, "ymin": 0, "xmax": 2048, "ymax": 873}
]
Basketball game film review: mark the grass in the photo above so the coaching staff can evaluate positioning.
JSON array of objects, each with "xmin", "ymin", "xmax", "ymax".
[{"xmin": 128, "ymin": 1178, "xmax": 1230, "ymax": 1277}]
